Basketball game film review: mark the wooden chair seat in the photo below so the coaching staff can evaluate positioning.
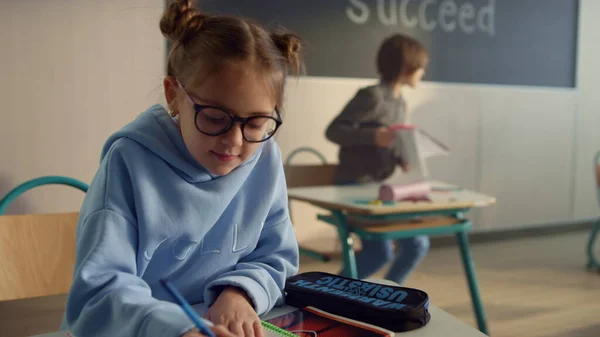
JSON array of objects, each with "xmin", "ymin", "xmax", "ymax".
[
  {"xmin": 0, "ymin": 212, "xmax": 79, "ymax": 301},
  {"xmin": 0, "ymin": 294, "xmax": 67, "ymax": 336},
  {"xmin": 284, "ymin": 162, "xmax": 338, "ymax": 262}
]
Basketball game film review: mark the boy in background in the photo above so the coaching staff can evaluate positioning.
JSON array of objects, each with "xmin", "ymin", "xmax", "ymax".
[{"xmin": 325, "ymin": 34, "xmax": 429, "ymax": 284}]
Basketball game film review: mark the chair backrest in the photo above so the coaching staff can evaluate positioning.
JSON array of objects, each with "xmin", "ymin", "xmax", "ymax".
[
  {"xmin": 284, "ymin": 147, "xmax": 337, "ymax": 188},
  {"xmin": 284, "ymin": 164, "xmax": 338, "ymax": 188},
  {"xmin": 0, "ymin": 176, "xmax": 88, "ymax": 215},
  {"xmin": 0, "ymin": 212, "xmax": 79, "ymax": 301}
]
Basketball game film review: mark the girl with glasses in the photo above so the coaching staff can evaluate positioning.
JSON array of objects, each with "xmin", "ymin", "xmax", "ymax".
[{"xmin": 61, "ymin": 1, "xmax": 303, "ymax": 337}]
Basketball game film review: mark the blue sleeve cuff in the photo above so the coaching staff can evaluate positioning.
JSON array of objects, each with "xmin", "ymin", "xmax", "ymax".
[{"xmin": 204, "ymin": 275, "xmax": 271, "ymax": 315}]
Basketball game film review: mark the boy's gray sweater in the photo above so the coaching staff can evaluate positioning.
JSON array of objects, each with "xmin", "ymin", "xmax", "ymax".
[{"xmin": 325, "ymin": 83, "xmax": 407, "ymax": 184}]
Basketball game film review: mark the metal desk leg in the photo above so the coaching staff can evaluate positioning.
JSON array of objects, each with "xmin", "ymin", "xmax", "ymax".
[
  {"xmin": 299, "ymin": 246, "xmax": 331, "ymax": 262},
  {"xmin": 456, "ymin": 230, "xmax": 489, "ymax": 335},
  {"xmin": 587, "ymin": 218, "xmax": 600, "ymax": 270},
  {"xmin": 332, "ymin": 210, "xmax": 357, "ymax": 278}
]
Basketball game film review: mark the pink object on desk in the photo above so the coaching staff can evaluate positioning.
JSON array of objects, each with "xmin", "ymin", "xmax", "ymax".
[
  {"xmin": 389, "ymin": 123, "xmax": 416, "ymax": 131},
  {"xmin": 379, "ymin": 181, "xmax": 432, "ymax": 202}
]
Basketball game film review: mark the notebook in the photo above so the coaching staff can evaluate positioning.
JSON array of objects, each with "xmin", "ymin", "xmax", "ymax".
[
  {"xmin": 390, "ymin": 124, "xmax": 450, "ymax": 184},
  {"xmin": 265, "ymin": 306, "xmax": 394, "ymax": 337},
  {"xmin": 262, "ymin": 320, "xmax": 301, "ymax": 337}
]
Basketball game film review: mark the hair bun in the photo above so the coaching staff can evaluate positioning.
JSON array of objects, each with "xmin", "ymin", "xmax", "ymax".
[
  {"xmin": 271, "ymin": 33, "xmax": 303, "ymax": 75},
  {"xmin": 160, "ymin": 0, "xmax": 205, "ymax": 44}
]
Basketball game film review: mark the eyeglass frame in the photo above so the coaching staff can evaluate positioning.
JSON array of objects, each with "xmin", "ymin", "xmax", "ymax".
[{"xmin": 177, "ymin": 81, "xmax": 283, "ymax": 143}]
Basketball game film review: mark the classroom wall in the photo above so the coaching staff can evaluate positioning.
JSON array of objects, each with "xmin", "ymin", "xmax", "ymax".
[
  {"xmin": 278, "ymin": 0, "xmax": 599, "ymax": 246},
  {"xmin": 0, "ymin": 1, "xmax": 597, "ymax": 249},
  {"xmin": 573, "ymin": 0, "xmax": 600, "ymax": 220},
  {"xmin": 0, "ymin": 0, "xmax": 165, "ymax": 214}
]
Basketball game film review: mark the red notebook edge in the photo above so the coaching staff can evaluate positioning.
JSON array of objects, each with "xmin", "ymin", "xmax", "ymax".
[{"xmin": 265, "ymin": 306, "xmax": 395, "ymax": 337}]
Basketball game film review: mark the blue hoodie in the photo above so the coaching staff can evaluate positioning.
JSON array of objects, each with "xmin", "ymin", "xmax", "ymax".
[{"xmin": 62, "ymin": 104, "xmax": 299, "ymax": 337}]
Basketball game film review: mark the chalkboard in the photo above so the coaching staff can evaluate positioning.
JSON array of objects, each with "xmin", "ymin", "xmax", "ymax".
[{"xmin": 198, "ymin": 0, "xmax": 578, "ymax": 88}]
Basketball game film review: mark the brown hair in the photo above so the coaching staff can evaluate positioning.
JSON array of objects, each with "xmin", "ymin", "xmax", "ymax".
[
  {"xmin": 377, "ymin": 34, "xmax": 428, "ymax": 83},
  {"xmin": 159, "ymin": 0, "xmax": 303, "ymax": 109}
]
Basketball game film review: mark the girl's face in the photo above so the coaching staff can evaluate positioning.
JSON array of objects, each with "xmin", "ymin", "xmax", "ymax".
[{"xmin": 165, "ymin": 64, "xmax": 278, "ymax": 176}]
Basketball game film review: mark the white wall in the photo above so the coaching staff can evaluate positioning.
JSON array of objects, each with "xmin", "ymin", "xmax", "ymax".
[
  {"xmin": 0, "ymin": 0, "xmax": 165, "ymax": 214},
  {"xmin": 278, "ymin": 78, "xmax": 581, "ymax": 248},
  {"xmin": 0, "ymin": 0, "xmax": 597, "ymax": 245},
  {"xmin": 573, "ymin": 0, "xmax": 600, "ymax": 220},
  {"xmin": 278, "ymin": 0, "xmax": 599, "ymax": 245}
]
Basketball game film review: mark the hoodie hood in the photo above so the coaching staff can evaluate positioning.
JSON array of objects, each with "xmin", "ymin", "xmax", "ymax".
[{"xmin": 100, "ymin": 104, "xmax": 260, "ymax": 184}]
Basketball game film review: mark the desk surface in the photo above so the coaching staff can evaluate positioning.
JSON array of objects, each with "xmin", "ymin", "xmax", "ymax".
[
  {"xmin": 32, "ymin": 304, "xmax": 485, "ymax": 337},
  {"xmin": 288, "ymin": 181, "xmax": 495, "ymax": 215},
  {"xmin": 31, "ymin": 280, "xmax": 487, "ymax": 337}
]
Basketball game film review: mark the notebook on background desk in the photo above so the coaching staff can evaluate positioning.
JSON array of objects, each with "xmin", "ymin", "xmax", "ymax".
[{"xmin": 389, "ymin": 124, "xmax": 450, "ymax": 185}]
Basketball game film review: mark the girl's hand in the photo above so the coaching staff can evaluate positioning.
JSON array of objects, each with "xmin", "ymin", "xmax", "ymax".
[
  {"xmin": 182, "ymin": 325, "xmax": 236, "ymax": 337},
  {"xmin": 205, "ymin": 287, "xmax": 264, "ymax": 337}
]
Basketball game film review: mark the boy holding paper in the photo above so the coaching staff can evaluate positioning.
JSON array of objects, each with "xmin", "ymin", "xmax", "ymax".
[{"xmin": 325, "ymin": 34, "xmax": 429, "ymax": 284}]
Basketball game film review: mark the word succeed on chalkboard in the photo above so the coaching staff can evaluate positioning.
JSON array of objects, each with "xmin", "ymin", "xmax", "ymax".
[
  {"xmin": 199, "ymin": 0, "xmax": 578, "ymax": 88},
  {"xmin": 346, "ymin": 0, "xmax": 495, "ymax": 36}
]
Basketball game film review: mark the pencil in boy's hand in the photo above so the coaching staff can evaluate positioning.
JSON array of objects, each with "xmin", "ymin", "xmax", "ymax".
[{"xmin": 160, "ymin": 278, "xmax": 217, "ymax": 337}]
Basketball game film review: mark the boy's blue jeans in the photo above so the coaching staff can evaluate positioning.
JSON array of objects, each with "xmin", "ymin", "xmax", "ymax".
[
  {"xmin": 353, "ymin": 236, "xmax": 430, "ymax": 284},
  {"xmin": 336, "ymin": 181, "xmax": 430, "ymax": 284}
]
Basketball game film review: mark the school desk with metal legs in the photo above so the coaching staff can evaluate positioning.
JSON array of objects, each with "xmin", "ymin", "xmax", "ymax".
[
  {"xmin": 288, "ymin": 181, "xmax": 496, "ymax": 335},
  {"xmin": 31, "ymin": 279, "xmax": 488, "ymax": 337},
  {"xmin": 586, "ymin": 150, "xmax": 600, "ymax": 270}
]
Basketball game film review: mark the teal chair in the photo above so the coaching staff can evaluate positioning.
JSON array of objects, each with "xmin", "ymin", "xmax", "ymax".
[
  {"xmin": 286, "ymin": 147, "xmax": 328, "ymax": 166},
  {"xmin": 587, "ymin": 151, "xmax": 600, "ymax": 270},
  {"xmin": 284, "ymin": 147, "xmax": 335, "ymax": 262},
  {"xmin": 0, "ymin": 176, "xmax": 87, "ymax": 303},
  {"xmin": 0, "ymin": 176, "xmax": 89, "ymax": 215}
]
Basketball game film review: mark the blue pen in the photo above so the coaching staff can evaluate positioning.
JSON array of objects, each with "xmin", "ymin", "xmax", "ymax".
[{"xmin": 160, "ymin": 279, "xmax": 216, "ymax": 337}]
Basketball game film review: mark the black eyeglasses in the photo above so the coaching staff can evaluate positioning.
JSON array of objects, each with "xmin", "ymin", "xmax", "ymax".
[{"xmin": 180, "ymin": 88, "xmax": 282, "ymax": 143}]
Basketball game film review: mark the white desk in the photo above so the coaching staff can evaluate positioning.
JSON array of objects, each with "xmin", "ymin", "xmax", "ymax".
[
  {"xmin": 287, "ymin": 181, "xmax": 492, "ymax": 335},
  {"xmin": 288, "ymin": 180, "xmax": 495, "ymax": 215},
  {"xmin": 31, "ymin": 280, "xmax": 487, "ymax": 337},
  {"xmin": 32, "ymin": 304, "xmax": 485, "ymax": 337}
]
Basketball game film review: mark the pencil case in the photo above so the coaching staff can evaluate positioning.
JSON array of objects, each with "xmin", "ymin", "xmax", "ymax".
[{"xmin": 284, "ymin": 271, "xmax": 430, "ymax": 332}]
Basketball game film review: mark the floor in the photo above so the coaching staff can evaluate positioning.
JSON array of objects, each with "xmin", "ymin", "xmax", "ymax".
[{"xmin": 1, "ymin": 231, "xmax": 598, "ymax": 337}]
